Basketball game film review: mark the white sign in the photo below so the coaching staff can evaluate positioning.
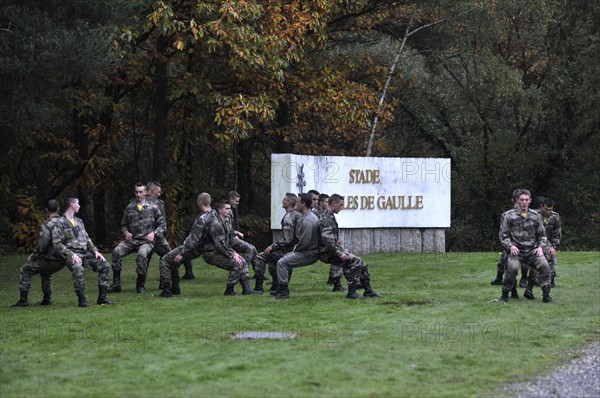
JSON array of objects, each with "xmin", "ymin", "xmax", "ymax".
[{"xmin": 271, "ymin": 154, "xmax": 450, "ymax": 228}]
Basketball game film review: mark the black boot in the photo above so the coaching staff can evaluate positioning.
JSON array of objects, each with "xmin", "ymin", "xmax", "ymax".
[
  {"xmin": 274, "ymin": 284, "xmax": 290, "ymax": 299},
  {"xmin": 241, "ymin": 280, "xmax": 261, "ymax": 295},
  {"xmin": 181, "ymin": 260, "xmax": 195, "ymax": 280},
  {"xmin": 524, "ymin": 280, "xmax": 535, "ymax": 300},
  {"xmin": 499, "ymin": 290, "xmax": 509, "ymax": 303},
  {"xmin": 10, "ymin": 290, "xmax": 30, "ymax": 307},
  {"xmin": 331, "ymin": 277, "xmax": 346, "ymax": 292},
  {"xmin": 136, "ymin": 273, "xmax": 146, "ymax": 293},
  {"xmin": 159, "ymin": 281, "xmax": 173, "ymax": 298},
  {"xmin": 171, "ymin": 272, "xmax": 181, "ymax": 295},
  {"xmin": 97, "ymin": 286, "xmax": 116, "ymax": 305},
  {"xmin": 108, "ymin": 270, "xmax": 121, "ymax": 293},
  {"xmin": 269, "ymin": 272, "xmax": 279, "ymax": 293},
  {"xmin": 254, "ymin": 277, "xmax": 264, "ymax": 293},
  {"xmin": 510, "ymin": 283, "xmax": 519, "ymax": 299},
  {"xmin": 491, "ymin": 270, "xmax": 504, "ymax": 285},
  {"xmin": 362, "ymin": 281, "xmax": 383, "ymax": 298},
  {"xmin": 224, "ymin": 284, "xmax": 237, "ymax": 296},
  {"xmin": 519, "ymin": 270, "xmax": 528, "ymax": 288},
  {"xmin": 346, "ymin": 284, "xmax": 363, "ymax": 299},
  {"xmin": 326, "ymin": 276, "xmax": 335, "ymax": 285},
  {"xmin": 542, "ymin": 286, "xmax": 553, "ymax": 303},
  {"xmin": 551, "ymin": 272, "xmax": 556, "ymax": 288},
  {"xmin": 76, "ymin": 289, "xmax": 90, "ymax": 308},
  {"xmin": 40, "ymin": 294, "xmax": 52, "ymax": 306}
]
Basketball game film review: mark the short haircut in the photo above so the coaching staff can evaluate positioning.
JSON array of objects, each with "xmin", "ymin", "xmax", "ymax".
[
  {"xmin": 226, "ymin": 191, "xmax": 240, "ymax": 200},
  {"xmin": 64, "ymin": 196, "xmax": 78, "ymax": 210},
  {"xmin": 319, "ymin": 193, "xmax": 329, "ymax": 202},
  {"xmin": 147, "ymin": 181, "xmax": 161, "ymax": 191},
  {"xmin": 298, "ymin": 193, "xmax": 312, "ymax": 209},
  {"xmin": 214, "ymin": 200, "xmax": 229, "ymax": 211},
  {"xmin": 519, "ymin": 189, "xmax": 532, "ymax": 198},
  {"xmin": 47, "ymin": 199, "xmax": 60, "ymax": 213},
  {"xmin": 135, "ymin": 182, "xmax": 146, "ymax": 190},
  {"xmin": 307, "ymin": 189, "xmax": 320, "ymax": 196},
  {"xmin": 328, "ymin": 193, "xmax": 344, "ymax": 204},
  {"xmin": 543, "ymin": 197, "xmax": 554, "ymax": 208},
  {"xmin": 285, "ymin": 192, "xmax": 297, "ymax": 203},
  {"xmin": 512, "ymin": 189, "xmax": 521, "ymax": 200},
  {"xmin": 198, "ymin": 192, "xmax": 211, "ymax": 206}
]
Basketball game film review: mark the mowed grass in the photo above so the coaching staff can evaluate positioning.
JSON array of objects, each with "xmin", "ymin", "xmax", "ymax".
[{"xmin": 0, "ymin": 251, "xmax": 598, "ymax": 398}]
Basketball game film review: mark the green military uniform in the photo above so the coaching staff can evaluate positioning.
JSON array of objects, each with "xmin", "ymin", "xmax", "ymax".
[
  {"xmin": 52, "ymin": 215, "xmax": 112, "ymax": 306},
  {"xmin": 318, "ymin": 210, "xmax": 382, "ymax": 299},
  {"xmin": 499, "ymin": 208, "xmax": 552, "ymax": 301},
  {"xmin": 12, "ymin": 215, "xmax": 64, "ymax": 306},
  {"xmin": 227, "ymin": 214, "xmax": 257, "ymax": 281},
  {"xmin": 543, "ymin": 210, "xmax": 561, "ymax": 284},
  {"xmin": 313, "ymin": 207, "xmax": 344, "ymax": 288},
  {"xmin": 158, "ymin": 209, "xmax": 212, "ymax": 296},
  {"xmin": 147, "ymin": 196, "xmax": 172, "ymax": 257},
  {"xmin": 253, "ymin": 208, "xmax": 302, "ymax": 291}
]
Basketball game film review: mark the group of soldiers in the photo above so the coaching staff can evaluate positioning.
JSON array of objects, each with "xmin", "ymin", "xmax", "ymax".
[
  {"xmin": 492, "ymin": 189, "xmax": 562, "ymax": 303},
  {"xmin": 11, "ymin": 184, "xmax": 382, "ymax": 308}
]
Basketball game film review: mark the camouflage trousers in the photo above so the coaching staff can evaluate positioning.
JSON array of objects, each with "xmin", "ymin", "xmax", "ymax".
[
  {"xmin": 230, "ymin": 237, "xmax": 256, "ymax": 280},
  {"xmin": 320, "ymin": 251, "xmax": 372, "ymax": 287},
  {"xmin": 158, "ymin": 246, "xmax": 201, "ymax": 285},
  {"xmin": 276, "ymin": 250, "xmax": 320, "ymax": 285},
  {"xmin": 502, "ymin": 248, "xmax": 551, "ymax": 293},
  {"xmin": 18, "ymin": 258, "xmax": 64, "ymax": 294},
  {"xmin": 112, "ymin": 239, "xmax": 154, "ymax": 275},
  {"xmin": 329, "ymin": 264, "xmax": 343, "ymax": 279},
  {"xmin": 202, "ymin": 250, "xmax": 245, "ymax": 285},
  {"xmin": 253, "ymin": 248, "xmax": 289, "ymax": 281},
  {"xmin": 64, "ymin": 251, "xmax": 110, "ymax": 291}
]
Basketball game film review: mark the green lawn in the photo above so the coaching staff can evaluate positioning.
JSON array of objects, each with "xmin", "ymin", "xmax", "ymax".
[{"xmin": 1, "ymin": 251, "xmax": 598, "ymax": 397}]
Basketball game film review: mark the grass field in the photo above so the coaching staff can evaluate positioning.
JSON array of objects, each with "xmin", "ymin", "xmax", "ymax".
[{"xmin": 1, "ymin": 251, "xmax": 598, "ymax": 397}]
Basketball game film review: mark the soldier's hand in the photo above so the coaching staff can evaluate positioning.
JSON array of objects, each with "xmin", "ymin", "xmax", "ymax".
[
  {"xmin": 124, "ymin": 231, "xmax": 133, "ymax": 240},
  {"xmin": 72, "ymin": 254, "xmax": 82, "ymax": 264},
  {"xmin": 262, "ymin": 245, "xmax": 273, "ymax": 254},
  {"xmin": 549, "ymin": 247, "xmax": 557, "ymax": 257},
  {"xmin": 534, "ymin": 247, "xmax": 544, "ymax": 257},
  {"xmin": 510, "ymin": 245, "xmax": 519, "ymax": 255},
  {"xmin": 174, "ymin": 254, "xmax": 183, "ymax": 263},
  {"xmin": 94, "ymin": 251, "xmax": 106, "ymax": 262},
  {"xmin": 146, "ymin": 232, "xmax": 156, "ymax": 242}
]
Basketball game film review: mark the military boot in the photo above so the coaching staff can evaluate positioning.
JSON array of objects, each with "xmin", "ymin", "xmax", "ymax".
[
  {"xmin": 224, "ymin": 284, "xmax": 237, "ymax": 296},
  {"xmin": 254, "ymin": 277, "xmax": 264, "ymax": 293},
  {"xmin": 159, "ymin": 281, "xmax": 173, "ymax": 298},
  {"xmin": 241, "ymin": 280, "xmax": 261, "ymax": 295},
  {"xmin": 510, "ymin": 281, "xmax": 519, "ymax": 298},
  {"xmin": 331, "ymin": 277, "xmax": 346, "ymax": 292},
  {"xmin": 274, "ymin": 284, "xmax": 290, "ymax": 299},
  {"xmin": 499, "ymin": 290, "xmax": 509, "ymax": 303},
  {"xmin": 107, "ymin": 270, "xmax": 121, "ymax": 293},
  {"xmin": 10, "ymin": 290, "xmax": 30, "ymax": 307},
  {"xmin": 519, "ymin": 269, "xmax": 528, "ymax": 288},
  {"xmin": 97, "ymin": 286, "xmax": 116, "ymax": 305},
  {"xmin": 41, "ymin": 283, "xmax": 52, "ymax": 305},
  {"xmin": 490, "ymin": 270, "xmax": 504, "ymax": 285},
  {"xmin": 136, "ymin": 273, "xmax": 146, "ymax": 293},
  {"xmin": 542, "ymin": 286, "xmax": 553, "ymax": 303},
  {"xmin": 346, "ymin": 284, "xmax": 363, "ymax": 299},
  {"xmin": 181, "ymin": 260, "xmax": 195, "ymax": 280},
  {"xmin": 269, "ymin": 271, "xmax": 279, "ymax": 294},
  {"xmin": 76, "ymin": 289, "xmax": 90, "ymax": 308},
  {"xmin": 524, "ymin": 280, "xmax": 535, "ymax": 300},
  {"xmin": 551, "ymin": 272, "xmax": 556, "ymax": 288},
  {"xmin": 362, "ymin": 280, "xmax": 383, "ymax": 298}
]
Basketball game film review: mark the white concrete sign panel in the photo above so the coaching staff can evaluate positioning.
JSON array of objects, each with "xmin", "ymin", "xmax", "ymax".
[{"xmin": 271, "ymin": 154, "xmax": 450, "ymax": 229}]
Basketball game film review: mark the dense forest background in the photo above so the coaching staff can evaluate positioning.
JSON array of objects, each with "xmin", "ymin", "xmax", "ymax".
[{"xmin": 1, "ymin": 0, "xmax": 598, "ymax": 254}]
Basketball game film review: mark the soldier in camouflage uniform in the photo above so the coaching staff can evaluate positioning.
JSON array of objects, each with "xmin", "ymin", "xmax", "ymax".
[
  {"xmin": 202, "ymin": 200, "xmax": 260, "ymax": 296},
  {"xmin": 52, "ymin": 196, "xmax": 115, "ymax": 307},
  {"xmin": 11, "ymin": 200, "xmax": 64, "ymax": 307},
  {"xmin": 540, "ymin": 197, "xmax": 561, "ymax": 287},
  {"xmin": 253, "ymin": 193, "xmax": 302, "ymax": 293},
  {"xmin": 318, "ymin": 194, "xmax": 382, "ymax": 300},
  {"xmin": 498, "ymin": 189, "xmax": 553, "ymax": 303},
  {"xmin": 158, "ymin": 192, "xmax": 213, "ymax": 297},
  {"xmin": 273, "ymin": 193, "xmax": 321, "ymax": 299},
  {"xmin": 226, "ymin": 191, "xmax": 258, "ymax": 286},
  {"xmin": 109, "ymin": 182, "xmax": 165, "ymax": 294}
]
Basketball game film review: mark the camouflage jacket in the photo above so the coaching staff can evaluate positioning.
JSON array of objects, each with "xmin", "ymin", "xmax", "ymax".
[
  {"xmin": 543, "ymin": 211, "xmax": 562, "ymax": 249},
  {"xmin": 293, "ymin": 211, "xmax": 320, "ymax": 253},
  {"xmin": 271, "ymin": 209, "xmax": 302, "ymax": 252},
  {"xmin": 203, "ymin": 212, "xmax": 235, "ymax": 258},
  {"xmin": 30, "ymin": 214, "xmax": 62, "ymax": 261},
  {"xmin": 52, "ymin": 216, "xmax": 99, "ymax": 257},
  {"xmin": 318, "ymin": 210, "xmax": 344, "ymax": 258},
  {"xmin": 311, "ymin": 207, "xmax": 324, "ymax": 218},
  {"xmin": 147, "ymin": 196, "xmax": 167, "ymax": 236},
  {"xmin": 179, "ymin": 209, "xmax": 213, "ymax": 259},
  {"xmin": 120, "ymin": 201, "xmax": 165, "ymax": 240},
  {"xmin": 499, "ymin": 208, "xmax": 547, "ymax": 251}
]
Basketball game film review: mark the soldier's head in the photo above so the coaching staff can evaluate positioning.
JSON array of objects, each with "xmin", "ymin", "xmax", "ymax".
[
  {"xmin": 197, "ymin": 192, "xmax": 211, "ymax": 209},
  {"xmin": 64, "ymin": 195, "xmax": 80, "ymax": 214},
  {"xmin": 226, "ymin": 191, "xmax": 241, "ymax": 208},
  {"xmin": 327, "ymin": 194, "xmax": 344, "ymax": 214},
  {"xmin": 541, "ymin": 198, "xmax": 554, "ymax": 217},
  {"xmin": 516, "ymin": 190, "xmax": 532, "ymax": 212},
  {"xmin": 318, "ymin": 193, "xmax": 329, "ymax": 210},
  {"xmin": 282, "ymin": 193, "xmax": 297, "ymax": 210},
  {"xmin": 215, "ymin": 200, "xmax": 232, "ymax": 219},
  {"xmin": 297, "ymin": 193, "xmax": 312, "ymax": 213},
  {"xmin": 135, "ymin": 182, "xmax": 147, "ymax": 203},
  {"xmin": 147, "ymin": 181, "xmax": 162, "ymax": 199},
  {"xmin": 307, "ymin": 189, "xmax": 320, "ymax": 209},
  {"xmin": 47, "ymin": 199, "xmax": 60, "ymax": 214},
  {"xmin": 532, "ymin": 195, "xmax": 546, "ymax": 210},
  {"xmin": 511, "ymin": 189, "xmax": 522, "ymax": 203}
]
